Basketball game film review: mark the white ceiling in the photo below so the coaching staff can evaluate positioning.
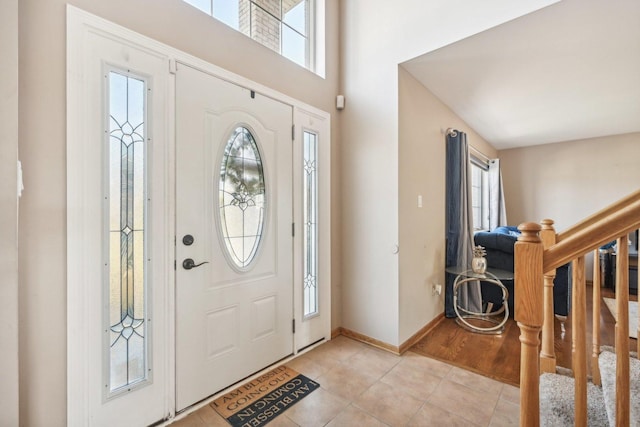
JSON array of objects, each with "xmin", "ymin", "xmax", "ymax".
[{"xmin": 402, "ymin": 0, "xmax": 640, "ymax": 150}]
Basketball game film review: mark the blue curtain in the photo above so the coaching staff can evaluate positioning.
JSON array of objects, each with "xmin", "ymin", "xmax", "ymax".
[{"xmin": 445, "ymin": 130, "xmax": 482, "ymax": 317}]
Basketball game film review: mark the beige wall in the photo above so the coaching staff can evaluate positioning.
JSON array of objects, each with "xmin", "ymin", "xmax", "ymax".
[
  {"xmin": 499, "ymin": 132, "xmax": 640, "ymax": 278},
  {"xmin": 398, "ymin": 67, "xmax": 496, "ymax": 343},
  {"xmin": 18, "ymin": 1, "xmax": 340, "ymax": 424},
  {"xmin": 339, "ymin": 0, "xmax": 556, "ymax": 346},
  {"xmin": 0, "ymin": 0, "xmax": 19, "ymax": 424},
  {"xmin": 16, "ymin": 0, "xmax": 569, "ymax": 422}
]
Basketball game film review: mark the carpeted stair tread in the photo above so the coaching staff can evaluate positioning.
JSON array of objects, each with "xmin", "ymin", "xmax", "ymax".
[
  {"xmin": 598, "ymin": 350, "xmax": 640, "ymax": 426},
  {"xmin": 540, "ymin": 373, "xmax": 609, "ymax": 426},
  {"xmin": 600, "ymin": 345, "xmax": 638, "ymax": 359},
  {"xmin": 554, "ymin": 365, "xmax": 596, "ymax": 383},
  {"xmin": 554, "ymin": 366, "xmax": 573, "ymax": 377}
]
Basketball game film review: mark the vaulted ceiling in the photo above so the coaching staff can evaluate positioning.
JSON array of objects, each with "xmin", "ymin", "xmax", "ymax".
[{"xmin": 402, "ymin": 0, "xmax": 640, "ymax": 149}]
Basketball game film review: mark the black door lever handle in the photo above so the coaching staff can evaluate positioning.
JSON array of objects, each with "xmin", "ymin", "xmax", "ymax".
[{"xmin": 182, "ymin": 258, "xmax": 209, "ymax": 270}]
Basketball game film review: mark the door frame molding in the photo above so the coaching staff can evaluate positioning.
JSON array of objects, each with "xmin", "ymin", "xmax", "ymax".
[
  {"xmin": 67, "ymin": 6, "xmax": 330, "ymax": 424},
  {"xmin": 67, "ymin": 8, "xmax": 175, "ymax": 426}
]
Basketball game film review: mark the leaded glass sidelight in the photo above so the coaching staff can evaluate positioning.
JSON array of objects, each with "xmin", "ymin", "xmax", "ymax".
[
  {"xmin": 219, "ymin": 127, "xmax": 266, "ymax": 269},
  {"xmin": 303, "ymin": 131, "xmax": 318, "ymax": 317},
  {"xmin": 107, "ymin": 70, "xmax": 148, "ymax": 394}
]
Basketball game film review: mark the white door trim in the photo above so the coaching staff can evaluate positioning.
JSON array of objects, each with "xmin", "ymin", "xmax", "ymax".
[
  {"xmin": 67, "ymin": 5, "xmax": 330, "ymax": 424},
  {"xmin": 67, "ymin": 8, "xmax": 175, "ymax": 426}
]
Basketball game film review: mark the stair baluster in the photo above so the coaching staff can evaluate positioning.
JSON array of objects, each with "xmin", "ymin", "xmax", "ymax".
[
  {"xmin": 592, "ymin": 248, "xmax": 602, "ymax": 386},
  {"xmin": 614, "ymin": 236, "xmax": 630, "ymax": 427},
  {"xmin": 540, "ymin": 219, "xmax": 557, "ymax": 374},
  {"xmin": 572, "ymin": 255, "xmax": 588, "ymax": 426}
]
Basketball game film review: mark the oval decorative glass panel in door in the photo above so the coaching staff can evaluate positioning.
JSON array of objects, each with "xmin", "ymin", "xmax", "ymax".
[{"xmin": 219, "ymin": 126, "xmax": 266, "ymax": 269}]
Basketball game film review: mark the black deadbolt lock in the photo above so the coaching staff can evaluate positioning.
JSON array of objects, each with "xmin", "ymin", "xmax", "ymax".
[{"xmin": 182, "ymin": 234, "xmax": 195, "ymax": 246}]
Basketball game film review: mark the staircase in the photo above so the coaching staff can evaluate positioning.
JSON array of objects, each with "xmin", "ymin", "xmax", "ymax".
[
  {"xmin": 538, "ymin": 347, "xmax": 639, "ymax": 426},
  {"xmin": 514, "ymin": 190, "xmax": 640, "ymax": 426}
]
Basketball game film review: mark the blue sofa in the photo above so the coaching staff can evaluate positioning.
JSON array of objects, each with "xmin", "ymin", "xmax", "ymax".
[{"xmin": 474, "ymin": 226, "xmax": 572, "ymax": 317}]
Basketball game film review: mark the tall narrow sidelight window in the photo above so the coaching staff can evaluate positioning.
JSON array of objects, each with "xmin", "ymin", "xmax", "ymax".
[
  {"xmin": 107, "ymin": 70, "xmax": 148, "ymax": 394},
  {"xmin": 303, "ymin": 131, "xmax": 318, "ymax": 317}
]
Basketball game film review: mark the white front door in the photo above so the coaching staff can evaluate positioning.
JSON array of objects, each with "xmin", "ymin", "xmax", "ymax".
[{"xmin": 175, "ymin": 64, "xmax": 294, "ymax": 411}]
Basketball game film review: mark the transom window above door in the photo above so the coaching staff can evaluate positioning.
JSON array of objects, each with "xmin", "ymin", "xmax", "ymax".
[{"xmin": 183, "ymin": 0, "xmax": 316, "ymax": 71}]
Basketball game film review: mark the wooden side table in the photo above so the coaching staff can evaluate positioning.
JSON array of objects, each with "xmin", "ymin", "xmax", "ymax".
[{"xmin": 446, "ymin": 266, "xmax": 512, "ymax": 334}]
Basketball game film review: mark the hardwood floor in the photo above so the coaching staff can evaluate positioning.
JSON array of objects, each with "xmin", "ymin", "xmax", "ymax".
[
  {"xmin": 411, "ymin": 313, "xmax": 522, "ymax": 386},
  {"xmin": 410, "ymin": 285, "xmax": 638, "ymax": 387}
]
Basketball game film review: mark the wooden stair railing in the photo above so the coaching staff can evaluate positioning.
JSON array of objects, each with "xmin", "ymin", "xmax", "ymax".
[{"xmin": 515, "ymin": 188, "xmax": 640, "ymax": 427}]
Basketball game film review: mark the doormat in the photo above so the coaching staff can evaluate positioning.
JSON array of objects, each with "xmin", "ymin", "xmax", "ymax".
[
  {"xmin": 211, "ymin": 365, "xmax": 319, "ymax": 427},
  {"xmin": 603, "ymin": 297, "xmax": 638, "ymax": 339}
]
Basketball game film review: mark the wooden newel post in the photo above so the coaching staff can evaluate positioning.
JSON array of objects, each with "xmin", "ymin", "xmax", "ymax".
[{"xmin": 515, "ymin": 222, "xmax": 544, "ymax": 427}]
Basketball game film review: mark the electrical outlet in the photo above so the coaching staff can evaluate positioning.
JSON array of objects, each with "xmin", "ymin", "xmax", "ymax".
[{"xmin": 432, "ymin": 283, "xmax": 442, "ymax": 296}]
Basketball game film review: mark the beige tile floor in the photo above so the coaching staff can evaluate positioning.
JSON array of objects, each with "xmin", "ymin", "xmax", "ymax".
[{"xmin": 169, "ymin": 336, "xmax": 520, "ymax": 427}]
